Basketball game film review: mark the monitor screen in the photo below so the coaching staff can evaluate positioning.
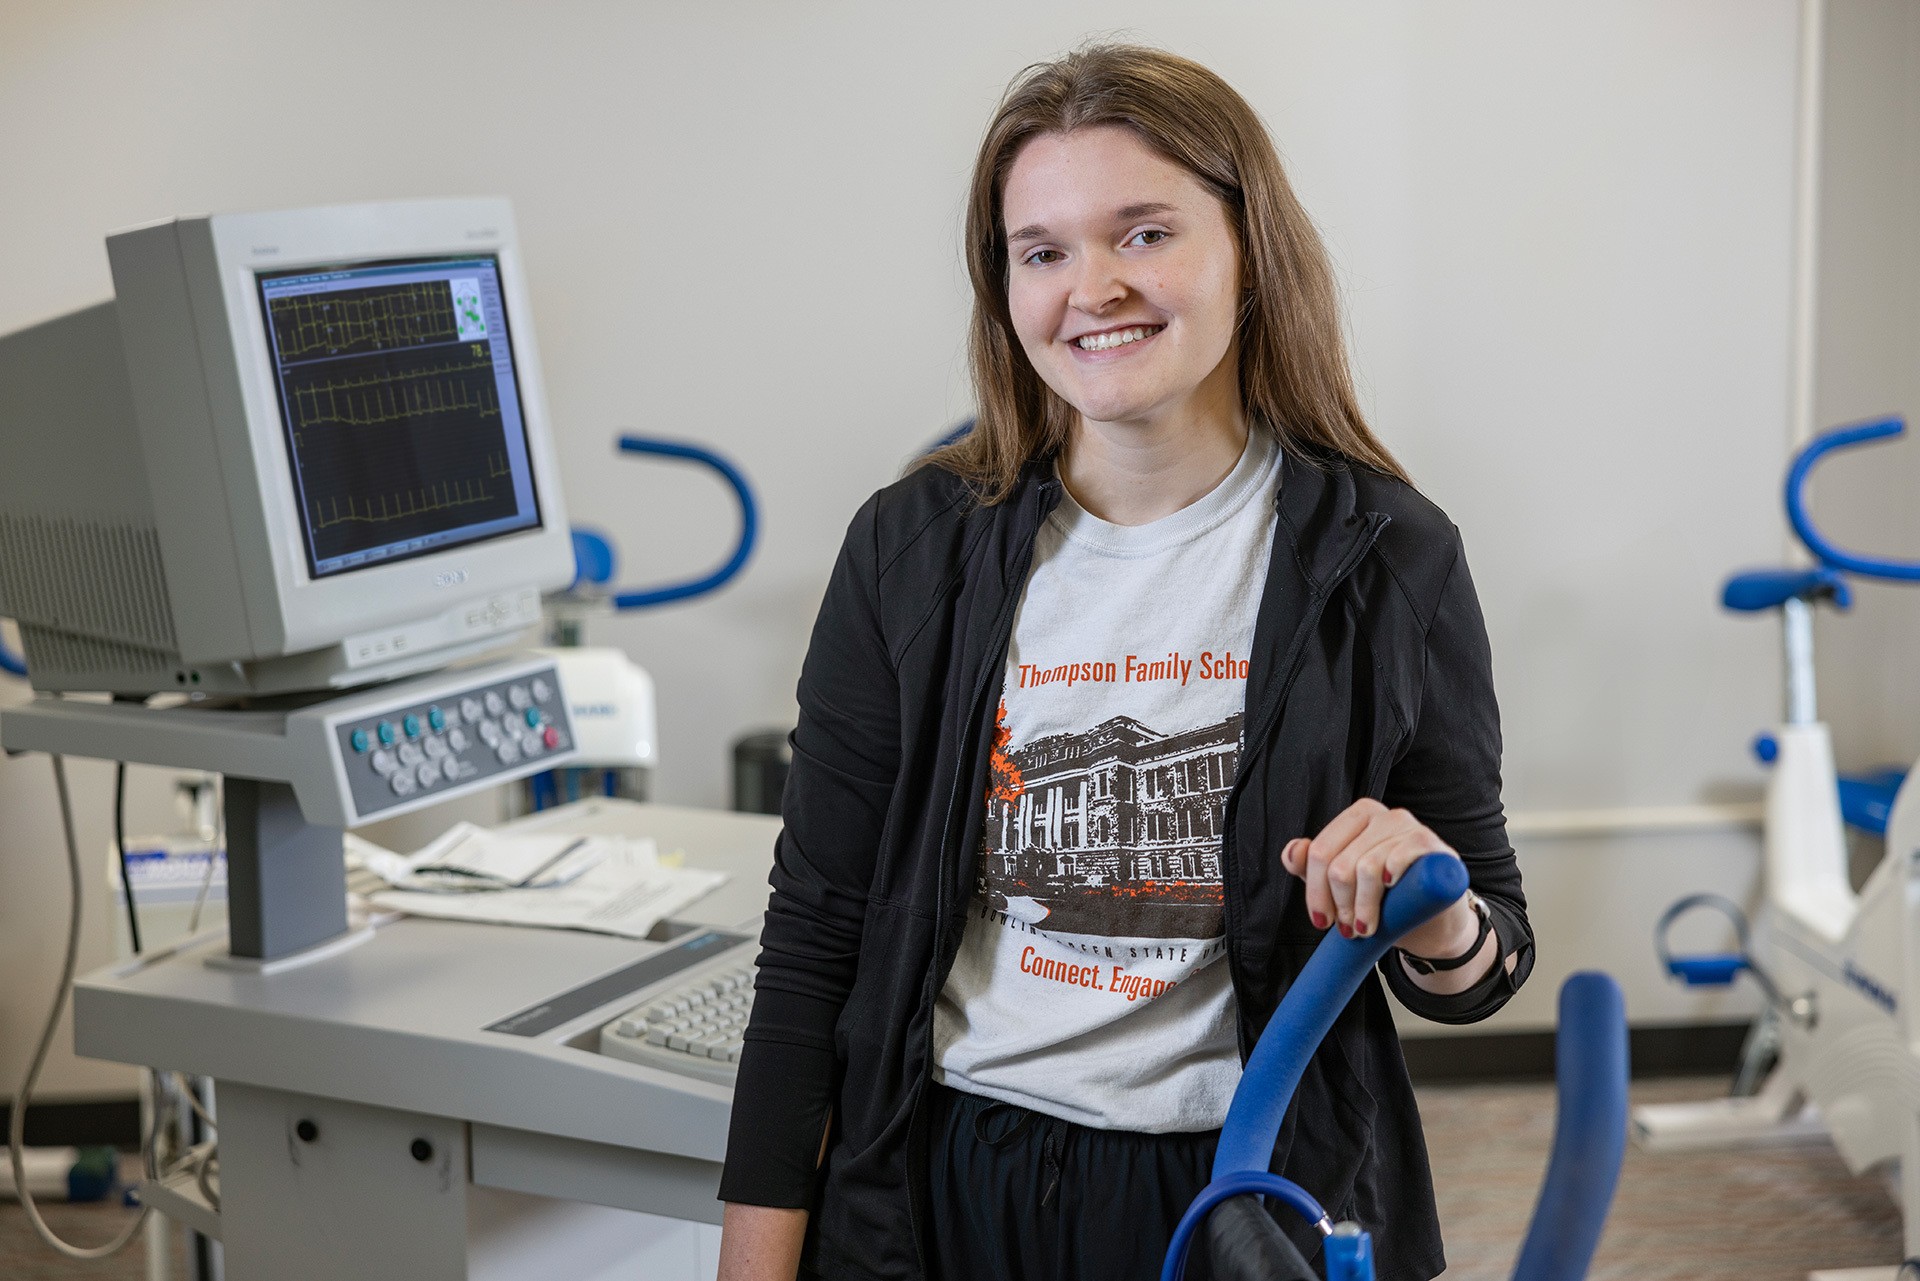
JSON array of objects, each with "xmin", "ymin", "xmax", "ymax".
[{"xmin": 256, "ymin": 256, "xmax": 543, "ymax": 579}]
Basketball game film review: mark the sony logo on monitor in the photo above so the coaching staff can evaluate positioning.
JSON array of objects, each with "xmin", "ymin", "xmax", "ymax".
[{"xmin": 433, "ymin": 569, "xmax": 470, "ymax": 589}]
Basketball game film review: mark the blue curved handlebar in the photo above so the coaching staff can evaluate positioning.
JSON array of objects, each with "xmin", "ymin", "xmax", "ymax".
[
  {"xmin": 608, "ymin": 436, "xmax": 759, "ymax": 609},
  {"xmin": 1511, "ymin": 972, "xmax": 1628, "ymax": 1281},
  {"xmin": 1786, "ymin": 417, "xmax": 1920, "ymax": 581},
  {"xmin": 1212, "ymin": 853, "xmax": 1469, "ymax": 1179},
  {"xmin": 1159, "ymin": 1170, "xmax": 1329, "ymax": 1281}
]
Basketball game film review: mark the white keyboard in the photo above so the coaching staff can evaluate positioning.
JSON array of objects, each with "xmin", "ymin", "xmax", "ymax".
[{"xmin": 598, "ymin": 946, "xmax": 756, "ymax": 1085}]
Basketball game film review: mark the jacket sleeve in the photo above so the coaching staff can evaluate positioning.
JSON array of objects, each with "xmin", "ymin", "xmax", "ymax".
[
  {"xmin": 1378, "ymin": 536, "xmax": 1535, "ymax": 1025},
  {"xmin": 719, "ymin": 495, "xmax": 898, "ymax": 1207}
]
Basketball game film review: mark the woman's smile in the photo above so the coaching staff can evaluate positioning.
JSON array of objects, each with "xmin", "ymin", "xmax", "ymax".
[{"xmin": 1068, "ymin": 323, "xmax": 1165, "ymax": 357}]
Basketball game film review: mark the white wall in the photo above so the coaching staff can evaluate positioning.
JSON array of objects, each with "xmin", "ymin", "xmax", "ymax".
[
  {"xmin": 1809, "ymin": 0, "xmax": 1920, "ymax": 772},
  {"xmin": 0, "ymin": 0, "xmax": 1816, "ymax": 1082}
]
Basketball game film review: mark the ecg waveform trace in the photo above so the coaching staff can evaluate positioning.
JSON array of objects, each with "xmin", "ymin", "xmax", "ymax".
[
  {"xmin": 289, "ymin": 354, "xmax": 500, "ymax": 432},
  {"xmin": 268, "ymin": 280, "xmax": 461, "ymax": 360},
  {"xmin": 309, "ymin": 457, "xmax": 513, "ymax": 533},
  {"xmin": 267, "ymin": 276, "xmax": 528, "ymax": 569}
]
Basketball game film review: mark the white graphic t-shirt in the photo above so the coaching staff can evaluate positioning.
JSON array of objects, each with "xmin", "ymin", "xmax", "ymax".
[{"xmin": 933, "ymin": 430, "xmax": 1280, "ymax": 1132}]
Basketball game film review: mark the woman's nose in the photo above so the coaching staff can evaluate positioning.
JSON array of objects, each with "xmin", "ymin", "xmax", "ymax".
[{"xmin": 1067, "ymin": 253, "xmax": 1127, "ymax": 316}]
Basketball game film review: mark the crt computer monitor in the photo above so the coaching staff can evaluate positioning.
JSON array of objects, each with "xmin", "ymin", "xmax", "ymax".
[{"xmin": 0, "ymin": 199, "xmax": 574, "ymax": 697}]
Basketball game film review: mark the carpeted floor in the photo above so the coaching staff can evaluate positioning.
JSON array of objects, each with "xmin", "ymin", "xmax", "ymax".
[
  {"xmin": 0, "ymin": 1077, "xmax": 1904, "ymax": 1279},
  {"xmin": 1426, "ymin": 1078, "xmax": 1902, "ymax": 1279}
]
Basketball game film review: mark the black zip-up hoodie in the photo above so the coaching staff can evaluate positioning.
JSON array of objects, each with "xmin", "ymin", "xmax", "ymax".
[{"xmin": 720, "ymin": 445, "xmax": 1534, "ymax": 1281}]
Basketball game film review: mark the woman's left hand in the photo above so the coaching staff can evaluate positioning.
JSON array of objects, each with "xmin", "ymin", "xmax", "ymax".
[{"xmin": 1278, "ymin": 798, "xmax": 1477, "ymax": 958}]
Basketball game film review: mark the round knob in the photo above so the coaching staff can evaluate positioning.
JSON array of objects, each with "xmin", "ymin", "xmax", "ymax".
[
  {"xmin": 296, "ymin": 1119, "xmax": 319, "ymax": 1143},
  {"xmin": 410, "ymin": 1138, "xmax": 434, "ymax": 1163}
]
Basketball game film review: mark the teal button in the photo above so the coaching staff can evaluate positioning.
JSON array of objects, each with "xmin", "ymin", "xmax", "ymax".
[
  {"xmin": 349, "ymin": 728, "xmax": 370, "ymax": 753},
  {"xmin": 403, "ymin": 714, "xmax": 421, "ymax": 738},
  {"xmin": 524, "ymin": 708, "xmax": 541, "ymax": 728},
  {"xmin": 377, "ymin": 722, "xmax": 398, "ymax": 745},
  {"xmin": 428, "ymin": 706, "xmax": 446, "ymax": 732}
]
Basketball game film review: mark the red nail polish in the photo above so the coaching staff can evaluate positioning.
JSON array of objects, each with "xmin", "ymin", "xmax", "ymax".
[
  {"xmin": 1357, "ymin": 920, "xmax": 1371, "ymax": 937},
  {"xmin": 1311, "ymin": 912, "xmax": 1327, "ymax": 930},
  {"xmin": 1339, "ymin": 923, "xmax": 1353, "ymax": 939}
]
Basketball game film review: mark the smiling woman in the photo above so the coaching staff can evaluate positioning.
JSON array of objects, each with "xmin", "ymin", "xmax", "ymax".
[
  {"xmin": 929, "ymin": 43, "xmax": 1408, "ymax": 507},
  {"xmin": 718, "ymin": 42, "xmax": 1529, "ymax": 1281}
]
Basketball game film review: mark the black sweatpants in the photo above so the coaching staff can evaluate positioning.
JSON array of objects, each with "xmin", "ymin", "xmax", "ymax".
[{"xmin": 924, "ymin": 1081, "xmax": 1221, "ymax": 1281}]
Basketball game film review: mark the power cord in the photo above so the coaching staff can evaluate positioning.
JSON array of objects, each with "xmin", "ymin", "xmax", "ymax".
[
  {"xmin": 114, "ymin": 761, "xmax": 142, "ymax": 955},
  {"xmin": 8, "ymin": 754, "xmax": 150, "ymax": 1258},
  {"xmin": 187, "ymin": 779, "xmax": 223, "ymax": 936}
]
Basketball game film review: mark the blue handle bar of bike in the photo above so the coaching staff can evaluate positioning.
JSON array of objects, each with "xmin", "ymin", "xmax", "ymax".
[
  {"xmin": 608, "ymin": 435, "xmax": 759, "ymax": 609},
  {"xmin": 1785, "ymin": 417, "xmax": 1920, "ymax": 581},
  {"xmin": 1212, "ymin": 852, "xmax": 1470, "ymax": 1179},
  {"xmin": 1511, "ymin": 971, "xmax": 1628, "ymax": 1281}
]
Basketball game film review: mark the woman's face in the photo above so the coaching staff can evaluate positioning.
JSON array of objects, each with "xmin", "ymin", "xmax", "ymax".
[{"xmin": 1002, "ymin": 125, "xmax": 1243, "ymax": 431}]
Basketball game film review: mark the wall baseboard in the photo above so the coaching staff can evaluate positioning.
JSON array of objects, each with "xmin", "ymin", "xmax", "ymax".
[
  {"xmin": 0, "ymin": 1098, "xmax": 143, "ymax": 1149},
  {"xmin": 1403, "ymin": 1021, "xmax": 1750, "ymax": 1084}
]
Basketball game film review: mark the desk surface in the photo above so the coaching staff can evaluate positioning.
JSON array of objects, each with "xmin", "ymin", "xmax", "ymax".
[{"xmin": 73, "ymin": 800, "xmax": 781, "ymax": 1165}]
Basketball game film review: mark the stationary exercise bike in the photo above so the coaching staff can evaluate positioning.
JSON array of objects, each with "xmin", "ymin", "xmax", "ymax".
[
  {"xmin": 1638, "ymin": 417, "xmax": 1920, "ymax": 1278},
  {"xmin": 1165, "ymin": 853, "xmax": 1630, "ymax": 1281}
]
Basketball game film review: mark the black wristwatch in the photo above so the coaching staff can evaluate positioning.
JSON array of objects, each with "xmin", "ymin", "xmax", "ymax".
[{"xmin": 1398, "ymin": 891, "xmax": 1493, "ymax": 975}]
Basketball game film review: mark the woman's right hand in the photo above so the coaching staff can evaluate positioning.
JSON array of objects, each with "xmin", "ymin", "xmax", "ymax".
[{"xmin": 717, "ymin": 1203, "xmax": 809, "ymax": 1281}]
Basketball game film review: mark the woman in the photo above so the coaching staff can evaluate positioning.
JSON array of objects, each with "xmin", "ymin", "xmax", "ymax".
[{"xmin": 718, "ymin": 44, "xmax": 1531, "ymax": 1281}]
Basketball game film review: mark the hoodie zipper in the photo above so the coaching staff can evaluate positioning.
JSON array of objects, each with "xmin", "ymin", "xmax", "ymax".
[
  {"xmin": 1220, "ymin": 511, "xmax": 1389, "ymax": 1061},
  {"xmin": 907, "ymin": 481, "xmax": 1054, "ymax": 1275}
]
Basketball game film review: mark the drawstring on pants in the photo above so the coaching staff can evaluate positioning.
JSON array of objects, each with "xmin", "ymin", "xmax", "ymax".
[{"xmin": 974, "ymin": 1102, "xmax": 1068, "ymax": 1208}]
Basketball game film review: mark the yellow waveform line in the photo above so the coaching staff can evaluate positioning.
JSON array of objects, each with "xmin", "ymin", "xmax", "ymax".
[
  {"xmin": 291, "ymin": 357, "xmax": 499, "ymax": 429},
  {"xmin": 309, "ymin": 466, "xmax": 507, "ymax": 531},
  {"xmin": 270, "ymin": 282, "xmax": 458, "ymax": 359}
]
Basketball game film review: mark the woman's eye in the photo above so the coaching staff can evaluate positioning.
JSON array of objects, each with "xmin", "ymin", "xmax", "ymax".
[
  {"xmin": 1127, "ymin": 229, "xmax": 1169, "ymax": 247},
  {"xmin": 1023, "ymin": 248, "xmax": 1063, "ymax": 266}
]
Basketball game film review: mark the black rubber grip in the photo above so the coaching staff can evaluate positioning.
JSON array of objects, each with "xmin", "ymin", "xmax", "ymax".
[{"xmin": 1204, "ymin": 1194, "xmax": 1317, "ymax": 1281}]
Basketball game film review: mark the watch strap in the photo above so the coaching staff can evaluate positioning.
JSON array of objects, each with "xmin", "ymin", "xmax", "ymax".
[{"xmin": 1399, "ymin": 892, "xmax": 1493, "ymax": 975}]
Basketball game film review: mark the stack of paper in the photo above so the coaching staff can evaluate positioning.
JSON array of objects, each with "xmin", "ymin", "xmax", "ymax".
[{"xmin": 349, "ymin": 823, "xmax": 726, "ymax": 941}]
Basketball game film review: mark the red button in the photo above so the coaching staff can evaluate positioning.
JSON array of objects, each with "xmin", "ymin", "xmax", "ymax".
[{"xmin": 542, "ymin": 726, "xmax": 560, "ymax": 749}]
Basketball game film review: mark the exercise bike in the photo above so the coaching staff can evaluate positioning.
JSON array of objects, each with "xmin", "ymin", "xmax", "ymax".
[
  {"xmin": 1639, "ymin": 417, "xmax": 1920, "ymax": 1279},
  {"xmin": 1166, "ymin": 853, "xmax": 1629, "ymax": 1281}
]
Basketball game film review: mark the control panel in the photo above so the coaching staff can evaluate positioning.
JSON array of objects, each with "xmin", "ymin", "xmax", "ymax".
[{"xmin": 286, "ymin": 655, "xmax": 580, "ymax": 827}]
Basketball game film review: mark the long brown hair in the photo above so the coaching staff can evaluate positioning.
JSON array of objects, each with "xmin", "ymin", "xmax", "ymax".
[{"xmin": 928, "ymin": 43, "xmax": 1407, "ymax": 502}]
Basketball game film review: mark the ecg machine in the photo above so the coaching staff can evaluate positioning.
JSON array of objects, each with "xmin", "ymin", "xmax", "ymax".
[{"xmin": 0, "ymin": 200, "xmax": 769, "ymax": 1279}]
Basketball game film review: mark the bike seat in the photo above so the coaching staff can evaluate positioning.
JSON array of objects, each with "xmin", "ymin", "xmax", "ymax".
[
  {"xmin": 1722, "ymin": 567, "xmax": 1851, "ymax": 612},
  {"xmin": 1666, "ymin": 954, "xmax": 1746, "ymax": 987},
  {"xmin": 1838, "ymin": 767, "xmax": 1907, "ymax": 837}
]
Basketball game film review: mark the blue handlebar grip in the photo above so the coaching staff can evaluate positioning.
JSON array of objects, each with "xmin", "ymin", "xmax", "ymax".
[
  {"xmin": 1785, "ymin": 418, "xmax": 1920, "ymax": 581},
  {"xmin": 1511, "ymin": 972, "xmax": 1628, "ymax": 1281},
  {"xmin": 1211, "ymin": 853, "xmax": 1470, "ymax": 1179},
  {"xmin": 609, "ymin": 435, "xmax": 759, "ymax": 609}
]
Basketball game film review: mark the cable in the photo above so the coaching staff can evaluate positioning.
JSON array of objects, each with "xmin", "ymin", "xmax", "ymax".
[
  {"xmin": 7, "ymin": 754, "xmax": 150, "ymax": 1259},
  {"xmin": 172, "ymin": 1073, "xmax": 217, "ymax": 1135},
  {"xmin": 113, "ymin": 762, "xmax": 143, "ymax": 956},
  {"xmin": 187, "ymin": 777, "xmax": 222, "ymax": 936}
]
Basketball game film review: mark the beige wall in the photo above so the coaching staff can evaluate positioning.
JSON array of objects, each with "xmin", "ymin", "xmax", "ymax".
[{"xmin": 1809, "ymin": 0, "xmax": 1920, "ymax": 772}]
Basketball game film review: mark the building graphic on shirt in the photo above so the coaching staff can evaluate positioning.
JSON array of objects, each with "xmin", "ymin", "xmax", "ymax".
[{"xmin": 978, "ymin": 704, "xmax": 1243, "ymax": 939}]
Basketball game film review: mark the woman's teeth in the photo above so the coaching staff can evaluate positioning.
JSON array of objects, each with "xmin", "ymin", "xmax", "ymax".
[{"xmin": 1074, "ymin": 325, "xmax": 1162, "ymax": 352}]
